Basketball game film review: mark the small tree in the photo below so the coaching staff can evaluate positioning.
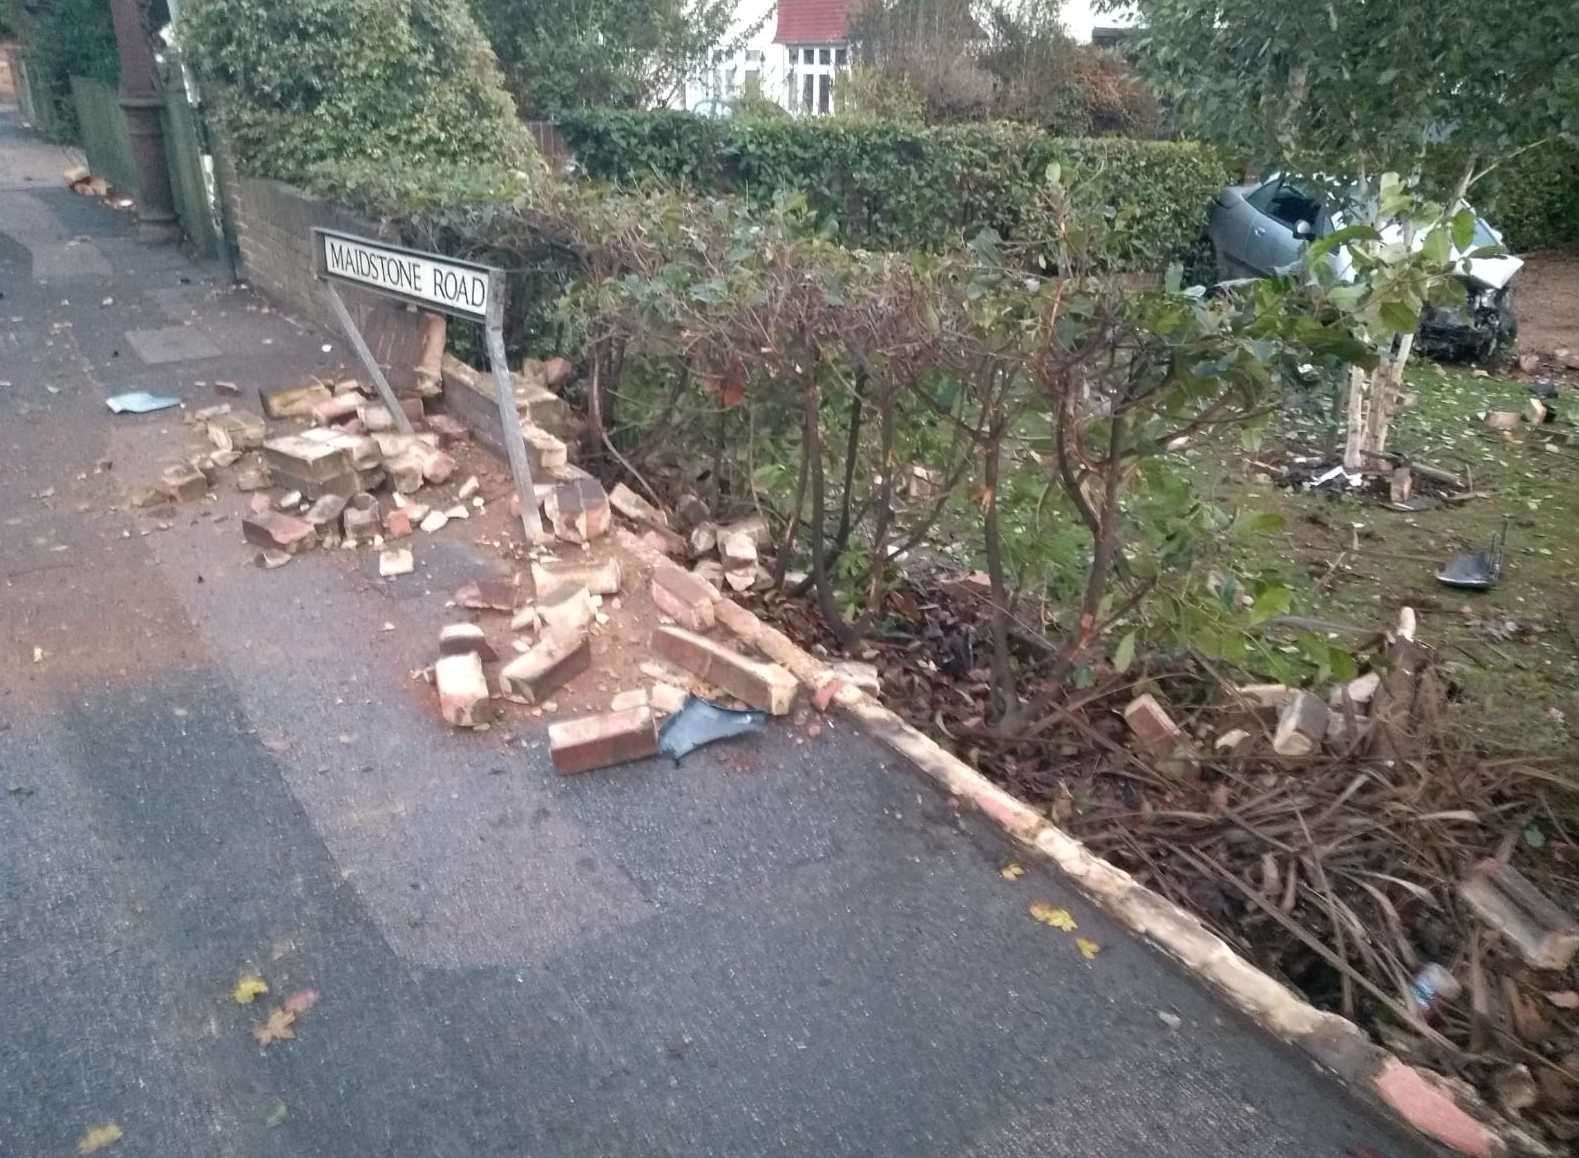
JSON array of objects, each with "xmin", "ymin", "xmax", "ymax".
[{"xmin": 471, "ymin": 0, "xmax": 757, "ymax": 117}]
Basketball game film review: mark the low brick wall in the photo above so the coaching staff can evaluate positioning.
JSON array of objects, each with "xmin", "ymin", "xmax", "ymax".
[
  {"xmin": 229, "ymin": 176, "xmax": 390, "ymax": 330},
  {"xmin": 226, "ymin": 176, "xmax": 434, "ymax": 390}
]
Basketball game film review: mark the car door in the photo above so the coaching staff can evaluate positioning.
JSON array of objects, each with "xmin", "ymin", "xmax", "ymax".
[
  {"xmin": 1243, "ymin": 178, "xmax": 1322, "ymax": 274},
  {"xmin": 1208, "ymin": 183, "xmax": 1268, "ymax": 277}
]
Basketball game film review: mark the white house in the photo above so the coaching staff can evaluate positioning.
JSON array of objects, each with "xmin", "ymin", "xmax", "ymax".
[{"xmin": 680, "ymin": 0, "xmax": 1137, "ymax": 116}]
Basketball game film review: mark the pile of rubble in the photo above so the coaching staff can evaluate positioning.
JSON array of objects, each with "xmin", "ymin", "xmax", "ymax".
[
  {"xmin": 1123, "ymin": 608, "xmax": 1443, "ymax": 771},
  {"xmin": 428, "ymin": 514, "xmax": 800, "ymax": 773}
]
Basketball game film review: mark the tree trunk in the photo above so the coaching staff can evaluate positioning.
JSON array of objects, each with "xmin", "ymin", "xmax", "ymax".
[
  {"xmin": 804, "ymin": 358, "xmax": 856, "ymax": 647},
  {"xmin": 981, "ymin": 420, "xmax": 1018, "ymax": 723},
  {"xmin": 833, "ymin": 370, "xmax": 867, "ymax": 553}
]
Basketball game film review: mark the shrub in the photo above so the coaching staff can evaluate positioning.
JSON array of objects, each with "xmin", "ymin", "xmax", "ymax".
[
  {"xmin": 557, "ymin": 111, "xmax": 1230, "ymax": 268},
  {"xmin": 19, "ymin": 0, "xmax": 120, "ymax": 143},
  {"xmin": 1467, "ymin": 142, "xmax": 1579, "ymax": 253},
  {"xmin": 179, "ymin": 0, "xmax": 536, "ymax": 184}
]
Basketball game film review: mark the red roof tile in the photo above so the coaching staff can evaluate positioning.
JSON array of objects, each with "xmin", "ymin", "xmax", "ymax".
[{"xmin": 774, "ymin": 0, "xmax": 852, "ymax": 44}]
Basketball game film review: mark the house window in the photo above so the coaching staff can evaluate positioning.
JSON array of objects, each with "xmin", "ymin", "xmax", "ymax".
[{"xmin": 789, "ymin": 43, "xmax": 846, "ymax": 115}]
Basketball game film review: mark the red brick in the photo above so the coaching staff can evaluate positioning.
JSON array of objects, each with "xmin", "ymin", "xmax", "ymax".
[
  {"xmin": 650, "ymin": 563, "xmax": 718, "ymax": 630},
  {"xmin": 651, "ymin": 626, "xmax": 797, "ymax": 715},
  {"xmin": 544, "ymin": 476, "xmax": 610, "ymax": 544},
  {"xmin": 241, "ymin": 509, "xmax": 317, "ymax": 553},
  {"xmin": 549, "ymin": 706, "xmax": 659, "ymax": 774},
  {"xmin": 383, "ymin": 507, "xmax": 413, "ymax": 539},
  {"xmin": 498, "ymin": 629, "xmax": 590, "ymax": 704}
]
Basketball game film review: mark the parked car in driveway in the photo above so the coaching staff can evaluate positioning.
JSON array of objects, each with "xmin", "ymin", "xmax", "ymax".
[{"xmin": 1207, "ymin": 173, "xmax": 1522, "ymax": 361}]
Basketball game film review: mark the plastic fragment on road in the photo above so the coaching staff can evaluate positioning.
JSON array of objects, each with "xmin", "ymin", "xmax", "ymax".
[
  {"xmin": 106, "ymin": 391, "xmax": 180, "ymax": 414},
  {"xmin": 657, "ymin": 696, "xmax": 767, "ymax": 763}
]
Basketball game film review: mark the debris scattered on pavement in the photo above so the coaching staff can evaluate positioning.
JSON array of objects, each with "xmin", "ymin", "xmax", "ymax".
[
  {"xmin": 106, "ymin": 391, "xmax": 180, "ymax": 414},
  {"xmin": 1029, "ymin": 902, "xmax": 1077, "ymax": 931},
  {"xmin": 378, "ymin": 547, "xmax": 414, "ymax": 577},
  {"xmin": 657, "ymin": 696, "xmax": 768, "ymax": 762}
]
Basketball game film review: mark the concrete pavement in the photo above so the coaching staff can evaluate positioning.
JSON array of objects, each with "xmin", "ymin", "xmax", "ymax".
[{"xmin": 0, "ymin": 106, "xmax": 1434, "ymax": 1157}]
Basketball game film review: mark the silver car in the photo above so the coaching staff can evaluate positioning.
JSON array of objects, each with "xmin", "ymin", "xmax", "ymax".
[{"xmin": 1207, "ymin": 173, "xmax": 1522, "ymax": 361}]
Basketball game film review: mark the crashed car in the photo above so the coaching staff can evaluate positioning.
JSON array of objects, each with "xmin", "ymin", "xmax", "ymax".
[{"xmin": 1207, "ymin": 173, "xmax": 1522, "ymax": 361}]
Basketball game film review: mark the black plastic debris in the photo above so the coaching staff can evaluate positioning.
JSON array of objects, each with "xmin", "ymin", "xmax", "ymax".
[
  {"xmin": 658, "ymin": 696, "xmax": 767, "ymax": 763},
  {"xmin": 1436, "ymin": 518, "xmax": 1508, "ymax": 590}
]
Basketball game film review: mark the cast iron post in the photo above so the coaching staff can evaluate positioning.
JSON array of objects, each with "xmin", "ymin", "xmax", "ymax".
[{"xmin": 109, "ymin": 0, "xmax": 181, "ymax": 243}]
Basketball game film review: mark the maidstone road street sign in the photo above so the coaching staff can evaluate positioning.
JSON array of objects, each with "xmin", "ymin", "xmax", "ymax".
[
  {"xmin": 309, "ymin": 227, "xmax": 544, "ymax": 539},
  {"xmin": 313, "ymin": 229, "xmax": 495, "ymax": 322}
]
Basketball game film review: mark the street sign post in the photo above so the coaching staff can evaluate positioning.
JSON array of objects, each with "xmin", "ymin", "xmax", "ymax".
[{"xmin": 311, "ymin": 228, "xmax": 543, "ymax": 540}]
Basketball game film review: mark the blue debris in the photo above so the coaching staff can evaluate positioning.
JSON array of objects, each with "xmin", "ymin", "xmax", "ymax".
[
  {"xmin": 658, "ymin": 696, "xmax": 768, "ymax": 763},
  {"xmin": 106, "ymin": 391, "xmax": 180, "ymax": 414}
]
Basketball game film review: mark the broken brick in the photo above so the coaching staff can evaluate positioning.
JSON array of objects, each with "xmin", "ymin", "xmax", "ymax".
[
  {"xmin": 649, "ymin": 682, "xmax": 688, "ymax": 715},
  {"xmin": 383, "ymin": 507, "xmax": 413, "ymax": 539},
  {"xmin": 522, "ymin": 425, "xmax": 567, "ymax": 473},
  {"xmin": 435, "ymin": 652, "xmax": 492, "ymax": 728},
  {"xmin": 640, "ymin": 528, "xmax": 687, "ymax": 557},
  {"xmin": 456, "ymin": 577, "xmax": 518, "ymax": 613},
  {"xmin": 259, "ymin": 381, "xmax": 332, "ymax": 419},
  {"xmin": 531, "ymin": 557, "xmax": 622, "ymax": 597},
  {"xmin": 812, "ymin": 678, "xmax": 847, "ymax": 713},
  {"xmin": 548, "ymin": 706, "xmax": 659, "ymax": 774},
  {"xmin": 651, "ymin": 563, "xmax": 719, "ymax": 630},
  {"xmin": 303, "ymin": 492, "xmax": 347, "ymax": 529},
  {"xmin": 388, "ymin": 452, "xmax": 426, "ymax": 494},
  {"xmin": 342, "ymin": 492, "xmax": 382, "ymax": 540},
  {"xmin": 1123, "ymin": 694, "xmax": 1196, "ymax": 773},
  {"xmin": 719, "ymin": 531, "xmax": 758, "ymax": 592},
  {"xmin": 498, "ymin": 629, "xmax": 591, "ymax": 704},
  {"xmin": 608, "ymin": 482, "xmax": 669, "ymax": 530},
  {"xmin": 235, "ymin": 462, "xmax": 272, "ymax": 492},
  {"xmin": 379, "ymin": 547, "xmax": 414, "ymax": 577},
  {"xmin": 439, "ymin": 623, "xmax": 497, "ymax": 662},
  {"xmin": 543, "ymin": 476, "xmax": 610, "ymax": 544},
  {"xmin": 536, "ymin": 583, "xmax": 596, "ymax": 633},
  {"xmin": 542, "ymin": 356, "xmax": 575, "ymax": 389},
  {"xmin": 1272, "ymin": 690, "xmax": 1328, "ymax": 758},
  {"xmin": 311, "ymin": 394, "xmax": 363, "ymax": 425},
  {"xmin": 423, "ymin": 413, "xmax": 468, "ymax": 446},
  {"xmin": 610, "ymin": 688, "xmax": 649, "ymax": 712},
  {"xmin": 208, "ymin": 411, "xmax": 266, "ymax": 451},
  {"xmin": 651, "ymin": 626, "xmax": 797, "ymax": 715},
  {"xmin": 159, "ymin": 463, "xmax": 208, "ymax": 502},
  {"xmin": 261, "ymin": 434, "xmax": 350, "ymax": 482},
  {"xmin": 242, "ymin": 509, "xmax": 317, "ymax": 554}
]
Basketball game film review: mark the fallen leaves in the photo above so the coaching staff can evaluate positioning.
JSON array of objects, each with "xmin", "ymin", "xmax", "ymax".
[
  {"xmin": 999, "ymin": 862, "xmax": 1025, "ymax": 881},
  {"xmin": 1029, "ymin": 901, "xmax": 1103, "ymax": 961},
  {"xmin": 253, "ymin": 1007, "xmax": 296, "ymax": 1047},
  {"xmin": 283, "ymin": 989, "xmax": 318, "ymax": 1016},
  {"xmin": 77, "ymin": 1123, "xmax": 123, "ymax": 1153},
  {"xmin": 1544, "ymin": 990, "xmax": 1579, "ymax": 1010},
  {"xmin": 1029, "ymin": 902, "xmax": 1077, "ymax": 931},
  {"xmin": 232, "ymin": 975, "xmax": 269, "ymax": 1004}
]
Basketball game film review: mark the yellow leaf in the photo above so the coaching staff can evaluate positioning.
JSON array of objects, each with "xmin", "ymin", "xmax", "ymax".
[
  {"xmin": 999, "ymin": 862, "xmax": 1025, "ymax": 881},
  {"xmin": 253, "ymin": 1007, "xmax": 297, "ymax": 1046},
  {"xmin": 1075, "ymin": 937, "xmax": 1102, "ymax": 960},
  {"xmin": 232, "ymin": 974, "xmax": 269, "ymax": 1004},
  {"xmin": 1029, "ymin": 902, "xmax": 1077, "ymax": 931},
  {"xmin": 77, "ymin": 1123, "xmax": 123, "ymax": 1154}
]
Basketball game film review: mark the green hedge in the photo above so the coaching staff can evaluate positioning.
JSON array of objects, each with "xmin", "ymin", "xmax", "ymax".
[
  {"xmin": 558, "ymin": 110, "xmax": 1229, "ymax": 269},
  {"xmin": 1469, "ymin": 142, "xmax": 1579, "ymax": 253}
]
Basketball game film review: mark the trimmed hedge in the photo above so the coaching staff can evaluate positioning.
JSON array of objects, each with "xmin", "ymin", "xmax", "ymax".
[
  {"xmin": 558, "ymin": 109, "xmax": 1230, "ymax": 269},
  {"xmin": 180, "ymin": 0, "xmax": 535, "ymax": 185}
]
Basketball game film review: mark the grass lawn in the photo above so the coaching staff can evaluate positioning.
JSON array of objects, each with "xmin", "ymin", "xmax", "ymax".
[{"xmin": 1194, "ymin": 361, "xmax": 1579, "ymax": 762}]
